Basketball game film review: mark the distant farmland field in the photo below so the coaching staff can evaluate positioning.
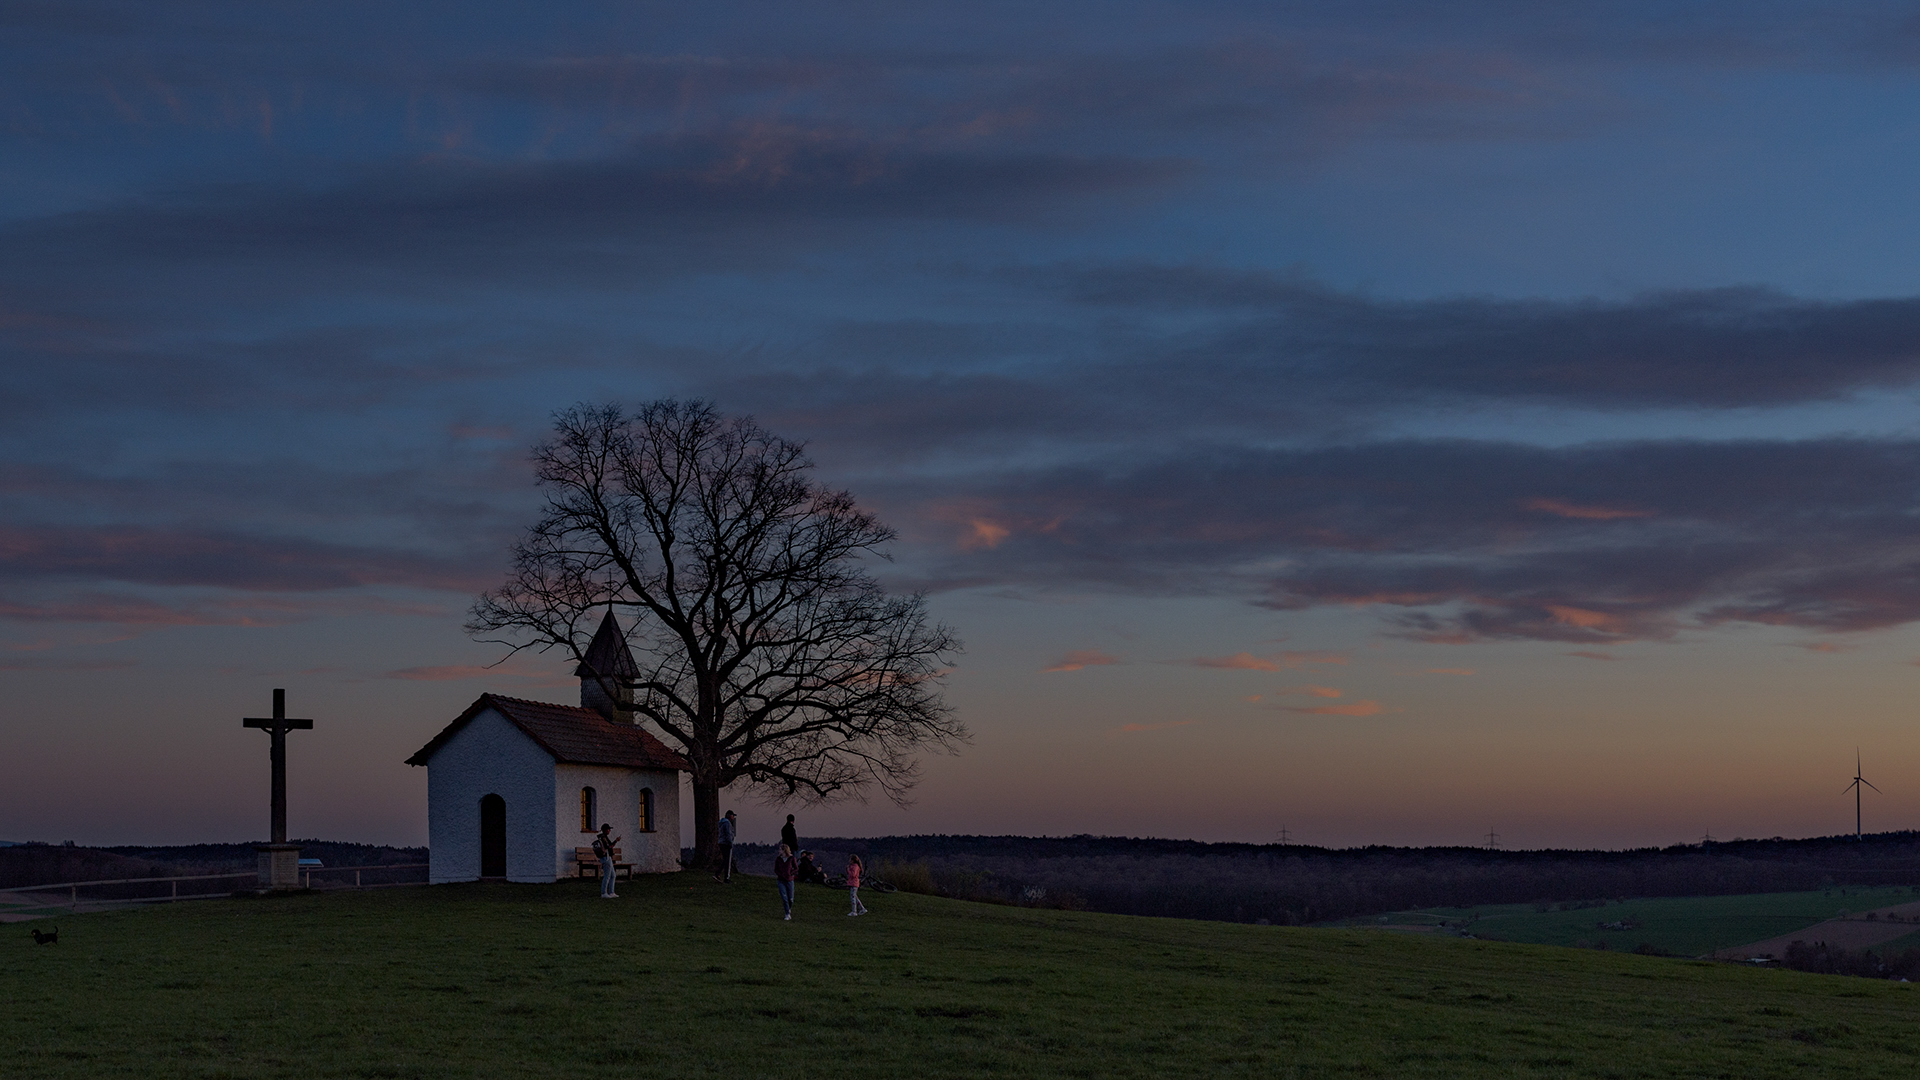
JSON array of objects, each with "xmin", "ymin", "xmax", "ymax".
[
  {"xmin": 7, "ymin": 873, "xmax": 1920, "ymax": 1078},
  {"xmin": 776, "ymin": 832, "xmax": 1920, "ymax": 926},
  {"xmin": 1377, "ymin": 885, "xmax": 1920, "ymax": 957}
]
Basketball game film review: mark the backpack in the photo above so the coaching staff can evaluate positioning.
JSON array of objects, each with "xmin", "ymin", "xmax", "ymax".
[{"xmin": 593, "ymin": 835, "xmax": 612, "ymax": 859}]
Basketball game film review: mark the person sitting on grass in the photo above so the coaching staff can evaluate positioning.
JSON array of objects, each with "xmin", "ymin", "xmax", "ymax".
[
  {"xmin": 847, "ymin": 853, "xmax": 869, "ymax": 917},
  {"xmin": 797, "ymin": 850, "xmax": 826, "ymax": 884}
]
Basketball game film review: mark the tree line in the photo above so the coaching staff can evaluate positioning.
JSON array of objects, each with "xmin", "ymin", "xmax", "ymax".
[{"xmin": 768, "ymin": 832, "xmax": 1920, "ymax": 925}]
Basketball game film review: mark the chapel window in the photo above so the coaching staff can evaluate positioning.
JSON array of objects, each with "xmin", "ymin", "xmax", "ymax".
[
  {"xmin": 580, "ymin": 787, "xmax": 596, "ymax": 832},
  {"xmin": 637, "ymin": 788, "xmax": 654, "ymax": 832}
]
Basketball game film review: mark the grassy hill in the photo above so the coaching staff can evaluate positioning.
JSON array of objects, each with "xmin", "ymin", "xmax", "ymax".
[{"xmin": 6, "ymin": 873, "xmax": 1920, "ymax": 1078}]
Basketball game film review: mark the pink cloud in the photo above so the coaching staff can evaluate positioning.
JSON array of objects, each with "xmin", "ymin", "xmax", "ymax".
[
  {"xmin": 1523, "ymin": 497, "xmax": 1653, "ymax": 521},
  {"xmin": 1277, "ymin": 685, "xmax": 1343, "ymax": 698},
  {"xmin": 1565, "ymin": 651, "xmax": 1620, "ymax": 661},
  {"xmin": 1189, "ymin": 650, "xmax": 1347, "ymax": 671},
  {"xmin": 1041, "ymin": 649, "xmax": 1122, "ymax": 673},
  {"xmin": 918, "ymin": 497, "xmax": 1075, "ymax": 553},
  {"xmin": 1793, "ymin": 641, "xmax": 1853, "ymax": 653},
  {"xmin": 1545, "ymin": 605, "xmax": 1626, "ymax": 631},
  {"xmin": 963, "ymin": 519, "xmax": 1012, "ymax": 550},
  {"xmin": 1280, "ymin": 700, "xmax": 1384, "ymax": 716},
  {"xmin": 1424, "ymin": 668, "xmax": 1475, "ymax": 675}
]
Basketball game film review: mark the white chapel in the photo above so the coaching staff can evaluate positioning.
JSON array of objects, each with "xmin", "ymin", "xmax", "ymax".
[{"xmin": 406, "ymin": 612, "xmax": 686, "ymax": 883}]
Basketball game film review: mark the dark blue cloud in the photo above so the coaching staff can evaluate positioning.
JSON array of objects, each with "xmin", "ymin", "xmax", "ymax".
[
  {"xmin": 1052, "ymin": 269, "xmax": 1920, "ymax": 409},
  {"xmin": 8, "ymin": 1, "xmax": 1920, "ymax": 653},
  {"xmin": 878, "ymin": 437, "xmax": 1920, "ymax": 641},
  {"xmin": 0, "ymin": 524, "xmax": 488, "ymax": 593}
]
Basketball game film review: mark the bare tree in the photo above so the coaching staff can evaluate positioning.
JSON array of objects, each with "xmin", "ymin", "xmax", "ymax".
[{"xmin": 468, "ymin": 400, "xmax": 965, "ymax": 866}]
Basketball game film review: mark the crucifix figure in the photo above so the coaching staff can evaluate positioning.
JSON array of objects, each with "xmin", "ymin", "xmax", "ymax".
[{"xmin": 244, "ymin": 688, "xmax": 313, "ymax": 889}]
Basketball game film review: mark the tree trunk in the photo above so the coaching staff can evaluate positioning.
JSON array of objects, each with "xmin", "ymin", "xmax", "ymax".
[{"xmin": 690, "ymin": 774, "xmax": 721, "ymax": 870}]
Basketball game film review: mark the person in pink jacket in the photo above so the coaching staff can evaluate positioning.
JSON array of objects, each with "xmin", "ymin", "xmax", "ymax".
[{"xmin": 846, "ymin": 853, "xmax": 869, "ymax": 916}]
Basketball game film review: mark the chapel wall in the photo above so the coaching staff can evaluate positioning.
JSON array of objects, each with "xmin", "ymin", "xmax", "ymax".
[
  {"xmin": 424, "ymin": 708, "xmax": 557, "ymax": 883},
  {"xmin": 553, "ymin": 762, "xmax": 683, "ymax": 875}
]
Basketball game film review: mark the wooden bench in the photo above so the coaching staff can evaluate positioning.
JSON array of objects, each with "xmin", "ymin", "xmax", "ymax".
[{"xmin": 575, "ymin": 847, "xmax": 635, "ymax": 880}]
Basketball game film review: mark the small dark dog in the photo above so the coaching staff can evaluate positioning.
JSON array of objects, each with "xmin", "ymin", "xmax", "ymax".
[{"xmin": 30, "ymin": 927, "xmax": 57, "ymax": 945}]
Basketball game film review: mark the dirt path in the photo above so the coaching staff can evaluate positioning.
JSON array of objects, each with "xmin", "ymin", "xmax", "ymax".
[
  {"xmin": 0, "ymin": 892, "xmax": 66, "ymax": 923},
  {"xmin": 1717, "ymin": 899, "xmax": 1920, "ymax": 959}
]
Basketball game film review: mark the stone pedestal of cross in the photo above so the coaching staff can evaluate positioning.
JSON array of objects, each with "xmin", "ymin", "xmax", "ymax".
[{"xmin": 244, "ymin": 688, "xmax": 313, "ymax": 891}]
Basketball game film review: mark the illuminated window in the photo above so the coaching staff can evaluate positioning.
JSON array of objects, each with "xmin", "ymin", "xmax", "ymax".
[
  {"xmin": 637, "ymin": 788, "xmax": 654, "ymax": 832},
  {"xmin": 580, "ymin": 787, "xmax": 596, "ymax": 832}
]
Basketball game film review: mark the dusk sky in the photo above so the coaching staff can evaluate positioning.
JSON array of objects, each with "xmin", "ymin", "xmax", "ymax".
[{"xmin": 9, "ymin": 1, "xmax": 1920, "ymax": 850}]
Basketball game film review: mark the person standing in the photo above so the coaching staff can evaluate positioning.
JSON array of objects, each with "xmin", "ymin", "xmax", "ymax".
[
  {"xmin": 715, "ymin": 809, "xmax": 737, "ymax": 883},
  {"xmin": 593, "ymin": 823, "xmax": 622, "ymax": 899},
  {"xmin": 846, "ymin": 853, "xmax": 868, "ymax": 917},
  {"xmin": 774, "ymin": 843, "xmax": 798, "ymax": 920},
  {"xmin": 780, "ymin": 814, "xmax": 798, "ymax": 855}
]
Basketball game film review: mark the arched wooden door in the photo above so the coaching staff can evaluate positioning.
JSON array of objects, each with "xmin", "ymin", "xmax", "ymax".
[{"xmin": 479, "ymin": 793, "xmax": 506, "ymax": 878}]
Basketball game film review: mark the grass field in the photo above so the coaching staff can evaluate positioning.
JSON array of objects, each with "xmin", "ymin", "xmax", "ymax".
[
  {"xmin": 1368, "ymin": 886, "xmax": 1920, "ymax": 957},
  {"xmin": 6, "ymin": 873, "xmax": 1920, "ymax": 1078}
]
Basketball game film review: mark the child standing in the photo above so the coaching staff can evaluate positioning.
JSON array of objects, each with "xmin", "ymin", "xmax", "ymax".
[
  {"xmin": 774, "ymin": 843, "xmax": 798, "ymax": 921},
  {"xmin": 846, "ymin": 853, "xmax": 869, "ymax": 917}
]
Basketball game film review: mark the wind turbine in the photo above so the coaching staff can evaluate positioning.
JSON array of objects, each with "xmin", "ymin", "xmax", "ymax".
[{"xmin": 1844, "ymin": 749, "xmax": 1881, "ymax": 841}]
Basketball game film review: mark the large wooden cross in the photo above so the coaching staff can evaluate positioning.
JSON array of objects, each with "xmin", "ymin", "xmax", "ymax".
[{"xmin": 243, "ymin": 689, "xmax": 313, "ymax": 844}]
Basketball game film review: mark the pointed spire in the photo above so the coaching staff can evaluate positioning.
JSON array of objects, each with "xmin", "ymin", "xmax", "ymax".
[
  {"xmin": 576, "ymin": 610, "xmax": 639, "ymax": 680},
  {"xmin": 577, "ymin": 610, "xmax": 639, "ymax": 723}
]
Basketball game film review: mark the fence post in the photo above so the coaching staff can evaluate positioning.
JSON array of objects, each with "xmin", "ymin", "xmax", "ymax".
[
  {"xmin": 356, "ymin": 869, "xmax": 362, "ymax": 887},
  {"xmin": 71, "ymin": 884, "xmax": 77, "ymax": 909},
  {"xmin": 172, "ymin": 880, "xmax": 178, "ymax": 899}
]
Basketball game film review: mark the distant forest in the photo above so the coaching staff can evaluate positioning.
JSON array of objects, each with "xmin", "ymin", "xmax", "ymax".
[
  {"xmin": 0, "ymin": 841, "xmax": 425, "ymax": 890},
  {"xmin": 11, "ymin": 832, "xmax": 1919, "ymax": 928},
  {"xmin": 738, "ymin": 832, "xmax": 1920, "ymax": 925}
]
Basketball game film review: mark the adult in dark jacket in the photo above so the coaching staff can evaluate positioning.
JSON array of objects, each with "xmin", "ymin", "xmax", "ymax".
[
  {"xmin": 780, "ymin": 814, "xmax": 798, "ymax": 855},
  {"xmin": 714, "ymin": 810, "xmax": 737, "ymax": 882}
]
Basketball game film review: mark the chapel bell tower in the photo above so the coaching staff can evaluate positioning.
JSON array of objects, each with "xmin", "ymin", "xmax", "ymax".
[{"xmin": 577, "ymin": 609, "xmax": 640, "ymax": 723}]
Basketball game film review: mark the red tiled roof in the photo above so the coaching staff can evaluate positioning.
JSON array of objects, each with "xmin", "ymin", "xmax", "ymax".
[{"xmin": 406, "ymin": 692, "xmax": 688, "ymax": 771}]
